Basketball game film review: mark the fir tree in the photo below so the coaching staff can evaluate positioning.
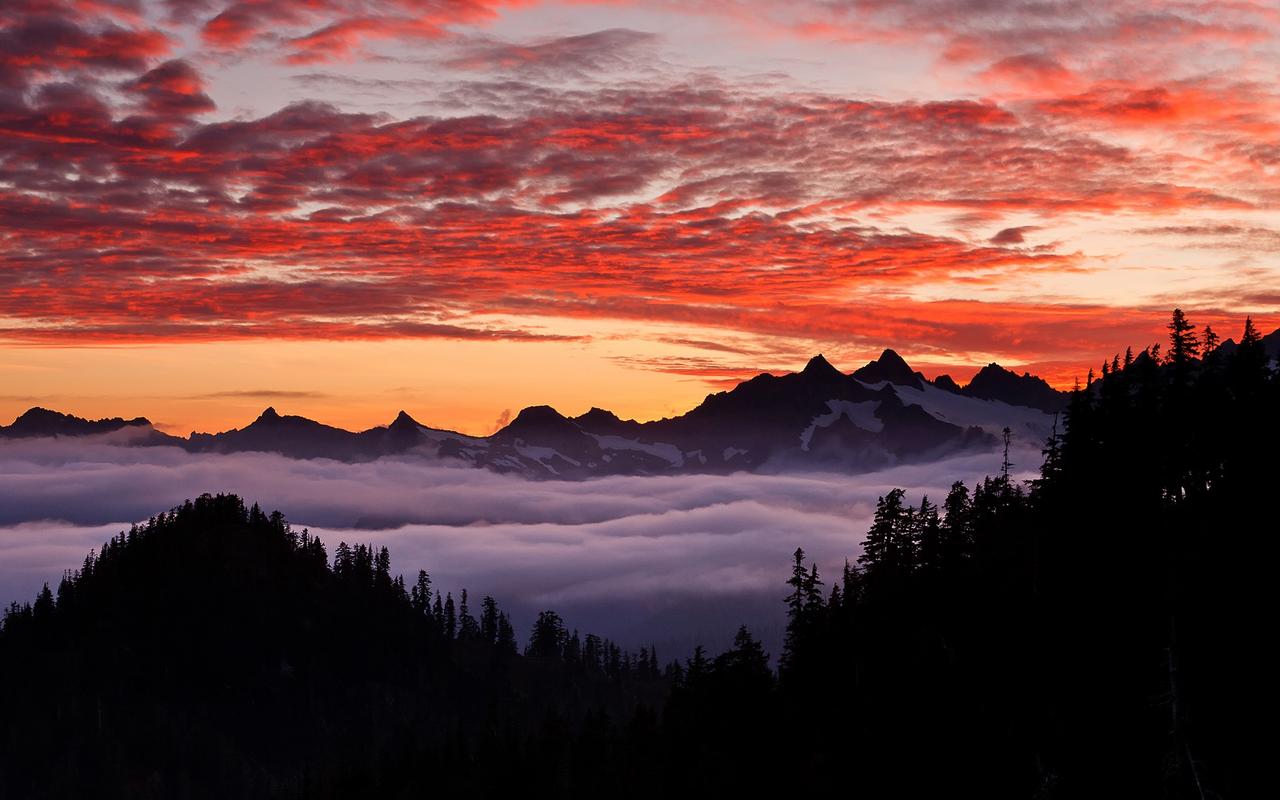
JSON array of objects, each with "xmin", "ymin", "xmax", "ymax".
[{"xmin": 443, "ymin": 592, "xmax": 457, "ymax": 640}]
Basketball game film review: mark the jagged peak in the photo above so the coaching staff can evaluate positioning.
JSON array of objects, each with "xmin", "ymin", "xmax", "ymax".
[
  {"xmin": 11, "ymin": 407, "xmax": 150, "ymax": 426},
  {"xmin": 972, "ymin": 362, "xmax": 1010, "ymax": 378},
  {"xmin": 13, "ymin": 406, "xmax": 63, "ymax": 422},
  {"xmin": 801, "ymin": 353, "xmax": 841, "ymax": 378},
  {"xmin": 852, "ymin": 348, "xmax": 921, "ymax": 388},
  {"xmin": 511, "ymin": 405, "xmax": 567, "ymax": 424},
  {"xmin": 391, "ymin": 409, "xmax": 418, "ymax": 426},
  {"xmin": 256, "ymin": 407, "xmax": 281, "ymax": 422},
  {"xmin": 877, "ymin": 348, "xmax": 911, "ymax": 369},
  {"xmin": 932, "ymin": 374, "xmax": 962, "ymax": 393},
  {"xmin": 576, "ymin": 407, "xmax": 621, "ymax": 423},
  {"xmin": 3, "ymin": 407, "xmax": 152, "ymax": 436}
]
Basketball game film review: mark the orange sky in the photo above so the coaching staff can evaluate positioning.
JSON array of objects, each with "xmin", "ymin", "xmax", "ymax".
[{"xmin": 2, "ymin": 1, "xmax": 1278, "ymax": 434}]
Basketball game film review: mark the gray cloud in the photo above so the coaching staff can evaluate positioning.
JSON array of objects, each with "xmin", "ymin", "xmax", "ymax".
[{"xmin": 0, "ymin": 437, "xmax": 1039, "ymax": 654}]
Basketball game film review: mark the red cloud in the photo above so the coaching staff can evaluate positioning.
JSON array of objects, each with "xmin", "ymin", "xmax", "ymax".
[
  {"xmin": 0, "ymin": 73, "xmax": 1264, "ymax": 358},
  {"xmin": 124, "ymin": 60, "xmax": 216, "ymax": 115},
  {"xmin": 0, "ymin": 12, "xmax": 170, "ymax": 82},
  {"xmin": 194, "ymin": 0, "xmax": 514, "ymax": 62}
]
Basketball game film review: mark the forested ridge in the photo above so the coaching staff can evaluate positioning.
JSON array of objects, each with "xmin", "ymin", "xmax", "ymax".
[{"xmin": 0, "ymin": 311, "xmax": 1272, "ymax": 798}]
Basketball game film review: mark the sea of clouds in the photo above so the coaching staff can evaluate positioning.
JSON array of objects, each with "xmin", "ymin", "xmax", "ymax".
[{"xmin": 0, "ymin": 437, "xmax": 1041, "ymax": 656}]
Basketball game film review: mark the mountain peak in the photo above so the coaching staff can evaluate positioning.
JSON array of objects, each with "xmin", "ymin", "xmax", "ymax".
[
  {"xmin": 852, "ymin": 349, "xmax": 922, "ymax": 389},
  {"xmin": 577, "ymin": 407, "xmax": 621, "ymax": 423},
  {"xmin": 256, "ymin": 407, "xmax": 281, "ymax": 422},
  {"xmin": 2, "ymin": 407, "xmax": 152, "ymax": 438},
  {"xmin": 14, "ymin": 407, "xmax": 60, "ymax": 423},
  {"xmin": 878, "ymin": 348, "xmax": 910, "ymax": 369},
  {"xmin": 932, "ymin": 374, "xmax": 962, "ymax": 393},
  {"xmin": 963, "ymin": 363, "xmax": 1066, "ymax": 412},
  {"xmin": 801, "ymin": 353, "xmax": 841, "ymax": 378},
  {"xmin": 511, "ymin": 405, "xmax": 567, "ymax": 426},
  {"xmin": 392, "ymin": 410, "xmax": 417, "ymax": 425}
]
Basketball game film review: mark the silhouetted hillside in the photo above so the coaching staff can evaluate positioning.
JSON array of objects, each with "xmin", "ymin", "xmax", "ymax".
[{"xmin": 0, "ymin": 495, "xmax": 669, "ymax": 799}]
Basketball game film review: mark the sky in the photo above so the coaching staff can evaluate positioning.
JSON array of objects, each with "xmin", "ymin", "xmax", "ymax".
[{"xmin": 2, "ymin": 0, "xmax": 1279, "ymax": 435}]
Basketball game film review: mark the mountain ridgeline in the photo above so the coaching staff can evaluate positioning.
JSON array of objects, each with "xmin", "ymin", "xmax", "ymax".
[
  {"xmin": 0, "ymin": 349, "xmax": 1070, "ymax": 478},
  {"xmin": 0, "ymin": 311, "xmax": 1273, "ymax": 797}
]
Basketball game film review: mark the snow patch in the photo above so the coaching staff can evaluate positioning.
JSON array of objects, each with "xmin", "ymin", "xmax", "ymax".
[
  {"xmin": 891, "ymin": 384, "xmax": 1054, "ymax": 441},
  {"xmin": 515, "ymin": 444, "xmax": 581, "ymax": 469},
  {"xmin": 800, "ymin": 400, "xmax": 884, "ymax": 451},
  {"xmin": 590, "ymin": 434, "xmax": 684, "ymax": 466}
]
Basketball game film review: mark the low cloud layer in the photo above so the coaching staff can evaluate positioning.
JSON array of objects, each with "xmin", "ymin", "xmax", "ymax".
[{"xmin": 0, "ymin": 438, "xmax": 1039, "ymax": 654}]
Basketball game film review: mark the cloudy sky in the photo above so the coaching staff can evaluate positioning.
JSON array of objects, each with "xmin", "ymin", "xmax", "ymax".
[{"xmin": 2, "ymin": 1, "xmax": 1278, "ymax": 435}]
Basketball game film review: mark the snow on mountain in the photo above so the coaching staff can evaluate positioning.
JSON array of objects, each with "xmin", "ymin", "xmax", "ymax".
[{"xmin": 799, "ymin": 400, "xmax": 883, "ymax": 451}]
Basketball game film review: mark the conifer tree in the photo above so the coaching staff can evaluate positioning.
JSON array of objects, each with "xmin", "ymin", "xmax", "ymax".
[
  {"xmin": 1202, "ymin": 325, "xmax": 1219, "ymax": 355},
  {"xmin": 480, "ymin": 595, "xmax": 500, "ymax": 643},
  {"xmin": 443, "ymin": 592, "xmax": 457, "ymax": 640},
  {"xmin": 527, "ymin": 610, "xmax": 567, "ymax": 659},
  {"xmin": 915, "ymin": 495, "xmax": 942, "ymax": 575},
  {"xmin": 496, "ymin": 612, "xmax": 517, "ymax": 656},
  {"xmin": 583, "ymin": 633, "xmax": 603, "ymax": 672},
  {"xmin": 859, "ymin": 488, "xmax": 907, "ymax": 577},
  {"xmin": 458, "ymin": 589, "xmax": 479, "ymax": 640},
  {"xmin": 1167, "ymin": 307, "xmax": 1199, "ymax": 367},
  {"xmin": 410, "ymin": 570, "xmax": 432, "ymax": 616}
]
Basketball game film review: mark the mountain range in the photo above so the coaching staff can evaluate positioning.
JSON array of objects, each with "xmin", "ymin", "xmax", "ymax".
[{"xmin": 1, "ymin": 350, "xmax": 1072, "ymax": 478}]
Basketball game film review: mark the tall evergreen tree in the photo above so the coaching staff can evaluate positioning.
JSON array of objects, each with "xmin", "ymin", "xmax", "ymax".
[
  {"xmin": 1167, "ymin": 307, "xmax": 1200, "ymax": 367},
  {"xmin": 443, "ymin": 592, "xmax": 457, "ymax": 640},
  {"xmin": 480, "ymin": 595, "xmax": 500, "ymax": 644},
  {"xmin": 410, "ymin": 569, "xmax": 432, "ymax": 615}
]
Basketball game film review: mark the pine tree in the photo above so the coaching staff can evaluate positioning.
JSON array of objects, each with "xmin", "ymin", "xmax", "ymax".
[
  {"xmin": 373, "ymin": 546, "xmax": 391, "ymax": 586},
  {"xmin": 443, "ymin": 593, "xmax": 457, "ymax": 640},
  {"xmin": 527, "ymin": 610, "xmax": 567, "ymax": 659},
  {"xmin": 915, "ymin": 495, "xmax": 942, "ymax": 575},
  {"xmin": 1167, "ymin": 308, "xmax": 1199, "ymax": 367},
  {"xmin": 432, "ymin": 590, "xmax": 444, "ymax": 631},
  {"xmin": 458, "ymin": 589, "xmax": 479, "ymax": 640},
  {"xmin": 940, "ymin": 480, "xmax": 972, "ymax": 568},
  {"xmin": 785, "ymin": 547, "xmax": 809, "ymax": 620},
  {"xmin": 565, "ymin": 630, "xmax": 582, "ymax": 664},
  {"xmin": 410, "ymin": 570, "xmax": 432, "ymax": 615},
  {"xmin": 480, "ymin": 595, "xmax": 499, "ymax": 644},
  {"xmin": 583, "ymin": 633, "xmax": 603, "ymax": 672},
  {"xmin": 686, "ymin": 645, "xmax": 709, "ymax": 687},
  {"xmin": 496, "ymin": 612, "xmax": 517, "ymax": 656},
  {"xmin": 713, "ymin": 626, "xmax": 772, "ymax": 691},
  {"xmin": 333, "ymin": 542, "xmax": 352, "ymax": 578},
  {"xmin": 1202, "ymin": 325, "xmax": 1219, "ymax": 355},
  {"xmin": 32, "ymin": 584, "xmax": 54, "ymax": 621},
  {"xmin": 859, "ymin": 488, "xmax": 907, "ymax": 576},
  {"xmin": 1230, "ymin": 316, "xmax": 1270, "ymax": 393}
]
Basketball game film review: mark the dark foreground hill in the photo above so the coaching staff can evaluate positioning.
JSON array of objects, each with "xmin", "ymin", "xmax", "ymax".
[
  {"xmin": 0, "ymin": 494, "xmax": 672, "ymax": 799},
  {"xmin": 1, "ymin": 311, "xmax": 1273, "ymax": 798}
]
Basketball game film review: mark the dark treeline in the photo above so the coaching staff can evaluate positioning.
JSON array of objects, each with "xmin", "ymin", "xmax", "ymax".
[{"xmin": 1, "ymin": 310, "xmax": 1274, "ymax": 798}]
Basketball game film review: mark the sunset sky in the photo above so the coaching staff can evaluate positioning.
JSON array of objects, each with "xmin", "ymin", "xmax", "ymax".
[{"xmin": 2, "ymin": 0, "xmax": 1278, "ymax": 435}]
